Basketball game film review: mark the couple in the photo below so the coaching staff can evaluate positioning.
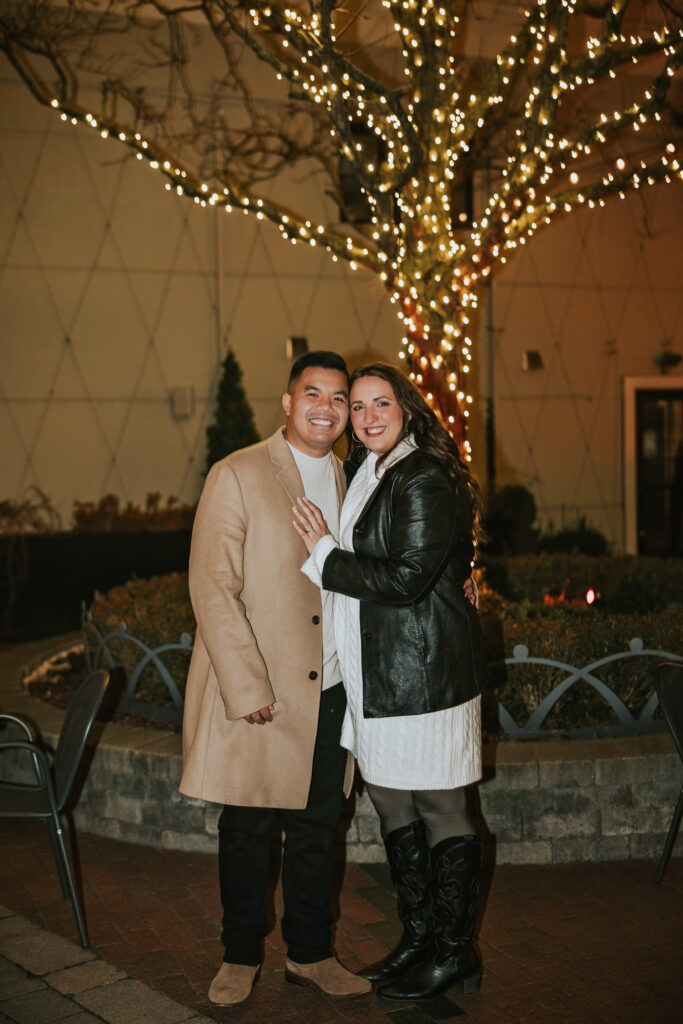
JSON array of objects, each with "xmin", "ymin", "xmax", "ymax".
[{"xmin": 179, "ymin": 350, "xmax": 488, "ymax": 1007}]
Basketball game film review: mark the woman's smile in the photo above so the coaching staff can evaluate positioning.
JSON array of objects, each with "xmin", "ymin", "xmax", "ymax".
[{"xmin": 350, "ymin": 375, "xmax": 405, "ymax": 455}]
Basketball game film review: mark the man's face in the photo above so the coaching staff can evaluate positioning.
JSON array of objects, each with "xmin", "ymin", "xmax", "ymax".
[{"xmin": 282, "ymin": 367, "xmax": 349, "ymax": 457}]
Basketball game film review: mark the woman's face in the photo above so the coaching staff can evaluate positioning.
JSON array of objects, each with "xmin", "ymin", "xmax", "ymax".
[{"xmin": 350, "ymin": 375, "xmax": 405, "ymax": 456}]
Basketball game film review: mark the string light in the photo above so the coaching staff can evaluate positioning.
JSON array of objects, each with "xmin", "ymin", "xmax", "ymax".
[{"xmin": 37, "ymin": 0, "xmax": 683, "ymax": 456}]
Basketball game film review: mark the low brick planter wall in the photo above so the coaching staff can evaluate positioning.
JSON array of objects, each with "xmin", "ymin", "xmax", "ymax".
[
  {"xmin": 475, "ymin": 734, "xmax": 680, "ymax": 864},
  {"xmin": 1, "ymin": 639, "xmax": 680, "ymax": 866},
  {"xmin": 3, "ymin": 715, "xmax": 680, "ymax": 865}
]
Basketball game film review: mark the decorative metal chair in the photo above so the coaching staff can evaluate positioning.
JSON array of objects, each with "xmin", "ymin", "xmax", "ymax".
[
  {"xmin": 0, "ymin": 669, "xmax": 111, "ymax": 946},
  {"xmin": 655, "ymin": 662, "xmax": 683, "ymax": 884}
]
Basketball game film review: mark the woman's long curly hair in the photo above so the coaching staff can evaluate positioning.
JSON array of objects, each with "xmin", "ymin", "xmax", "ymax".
[{"xmin": 348, "ymin": 363, "xmax": 484, "ymax": 538}]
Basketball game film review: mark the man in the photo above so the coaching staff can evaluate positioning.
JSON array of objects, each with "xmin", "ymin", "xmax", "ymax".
[{"xmin": 179, "ymin": 351, "xmax": 371, "ymax": 1006}]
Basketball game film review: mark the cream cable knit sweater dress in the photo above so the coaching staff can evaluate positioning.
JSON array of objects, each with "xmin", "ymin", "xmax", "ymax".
[{"xmin": 302, "ymin": 440, "xmax": 482, "ymax": 790}]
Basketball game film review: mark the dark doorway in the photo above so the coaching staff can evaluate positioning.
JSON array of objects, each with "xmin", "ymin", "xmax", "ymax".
[{"xmin": 636, "ymin": 388, "xmax": 683, "ymax": 555}]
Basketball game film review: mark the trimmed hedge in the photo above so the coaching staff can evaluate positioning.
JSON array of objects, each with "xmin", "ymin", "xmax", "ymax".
[
  {"xmin": 478, "ymin": 590, "xmax": 680, "ymax": 731},
  {"xmin": 86, "ymin": 556, "xmax": 682, "ymax": 732},
  {"xmin": 479, "ymin": 553, "xmax": 682, "ymax": 613},
  {"xmin": 86, "ymin": 573, "xmax": 194, "ymax": 709},
  {"xmin": 72, "ymin": 493, "xmax": 195, "ymax": 532}
]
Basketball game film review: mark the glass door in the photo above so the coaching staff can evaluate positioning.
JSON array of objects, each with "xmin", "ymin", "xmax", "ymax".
[{"xmin": 624, "ymin": 378, "xmax": 683, "ymax": 555}]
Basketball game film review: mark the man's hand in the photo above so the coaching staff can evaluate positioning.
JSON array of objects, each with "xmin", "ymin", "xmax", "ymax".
[
  {"xmin": 463, "ymin": 576, "xmax": 479, "ymax": 609},
  {"xmin": 243, "ymin": 705, "xmax": 275, "ymax": 725}
]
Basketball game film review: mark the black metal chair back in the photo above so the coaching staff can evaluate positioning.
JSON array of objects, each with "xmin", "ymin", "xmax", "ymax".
[
  {"xmin": 655, "ymin": 661, "xmax": 683, "ymax": 884},
  {"xmin": 53, "ymin": 669, "xmax": 110, "ymax": 808},
  {"xmin": 0, "ymin": 668, "xmax": 111, "ymax": 945}
]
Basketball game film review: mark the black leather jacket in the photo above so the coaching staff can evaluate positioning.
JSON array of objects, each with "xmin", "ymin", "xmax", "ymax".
[{"xmin": 322, "ymin": 449, "xmax": 488, "ymax": 718}]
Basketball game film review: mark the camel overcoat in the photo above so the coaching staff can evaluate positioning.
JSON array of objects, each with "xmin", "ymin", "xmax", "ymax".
[{"xmin": 179, "ymin": 428, "xmax": 354, "ymax": 808}]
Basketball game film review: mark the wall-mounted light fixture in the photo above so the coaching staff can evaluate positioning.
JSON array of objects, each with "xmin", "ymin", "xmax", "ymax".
[
  {"xmin": 522, "ymin": 350, "xmax": 544, "ymax": 371},
  {"xmin": 170, "ymin": 386, "xmax": 195, "ymax": 418},
  {"xmin": 653, "ymin": 349, "xmax": 682, "ymax": 374},
  {"xmin": 286, "ymin": 336, "xmax": 308, "ymax": 359}
]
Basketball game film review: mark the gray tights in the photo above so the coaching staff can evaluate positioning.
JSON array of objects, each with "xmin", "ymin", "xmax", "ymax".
[{"xmin": 365, "ymin": 782, "xmax": 476, "ymax": 848}]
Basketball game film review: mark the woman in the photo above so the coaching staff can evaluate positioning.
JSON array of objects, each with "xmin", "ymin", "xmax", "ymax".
[{"xmin": 292, "ymin": 363, "xmax": 488, "ymax": 1001}]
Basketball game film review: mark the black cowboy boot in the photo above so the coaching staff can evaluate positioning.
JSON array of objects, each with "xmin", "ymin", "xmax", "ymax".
[
  {"xmin": 378, "ymin": 834, "xmax": 482, "ymax": 1000},
  {"xmin": 359, "ymin": 820, "xmax": 431, "ymax": 987}
]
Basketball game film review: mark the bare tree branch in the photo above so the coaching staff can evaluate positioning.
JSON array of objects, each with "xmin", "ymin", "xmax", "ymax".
[{"xmin": 0, "ymin": 0, "xmax": 681, "ymax": 445}]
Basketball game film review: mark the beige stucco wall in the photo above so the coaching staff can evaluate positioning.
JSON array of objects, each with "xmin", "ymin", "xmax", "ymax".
[
  {"xmin": 1, "ymin": 66, "xmax": 682, "ymax": 549},
  {"xmin": 478, "ymin": 182, "xmax": 683, "ymax": 547}
]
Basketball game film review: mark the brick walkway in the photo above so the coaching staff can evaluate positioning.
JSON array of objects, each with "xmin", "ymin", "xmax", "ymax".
[{"xmin": 0, "ymin": 821, "xmax": 681, "ymax": 1024}]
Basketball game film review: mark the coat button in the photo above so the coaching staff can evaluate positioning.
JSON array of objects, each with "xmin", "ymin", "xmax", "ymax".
[
  {"xmin": 361, "ymin": 633, "xmax": 371, "ymax": 641},
  {"xmin": 312, "ymin": 615, "xmax": 320, "ymax": 625},
  {"xmin": 309, "ymin": 671, "xmax": 318, "ymax": 680}
]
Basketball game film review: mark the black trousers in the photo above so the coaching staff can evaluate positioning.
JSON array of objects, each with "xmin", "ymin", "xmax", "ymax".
[{"xmin": 217, "ymin": 682, "xmax": 347, "ymax": 966}]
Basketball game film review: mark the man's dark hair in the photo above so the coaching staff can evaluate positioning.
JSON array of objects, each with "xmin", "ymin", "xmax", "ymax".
[{"xmin": 288, "ymin": 350, "xmax": 348, "ymax": 387}]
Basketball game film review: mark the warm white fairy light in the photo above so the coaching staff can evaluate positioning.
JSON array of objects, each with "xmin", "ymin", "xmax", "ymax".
[{"xmin": 37, "ymin": 0, "xmax": 683, "ymax": 450}]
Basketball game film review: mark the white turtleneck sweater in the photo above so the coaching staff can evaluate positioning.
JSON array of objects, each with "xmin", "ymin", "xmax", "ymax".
[
  {"xmin": 302, "ymin": 439, "xmax": 482, "ymax": 789},
  {"xmin": 287, "ymin": 442, "xmax": 342, "ymax": 691}
]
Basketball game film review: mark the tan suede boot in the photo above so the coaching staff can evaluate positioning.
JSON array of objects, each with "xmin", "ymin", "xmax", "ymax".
[
  {"xmin": 285, "ymin": 957, "xmax": 372, "ymax": 998},
  {"xmin": 208, "ymin": 962, "xmax": 260, "ymax": 1005}
]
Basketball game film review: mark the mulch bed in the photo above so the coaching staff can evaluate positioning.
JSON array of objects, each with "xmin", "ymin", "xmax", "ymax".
[{"xmin": 23, "ymin": 645, "xmax": 180, "ymax": 732}]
